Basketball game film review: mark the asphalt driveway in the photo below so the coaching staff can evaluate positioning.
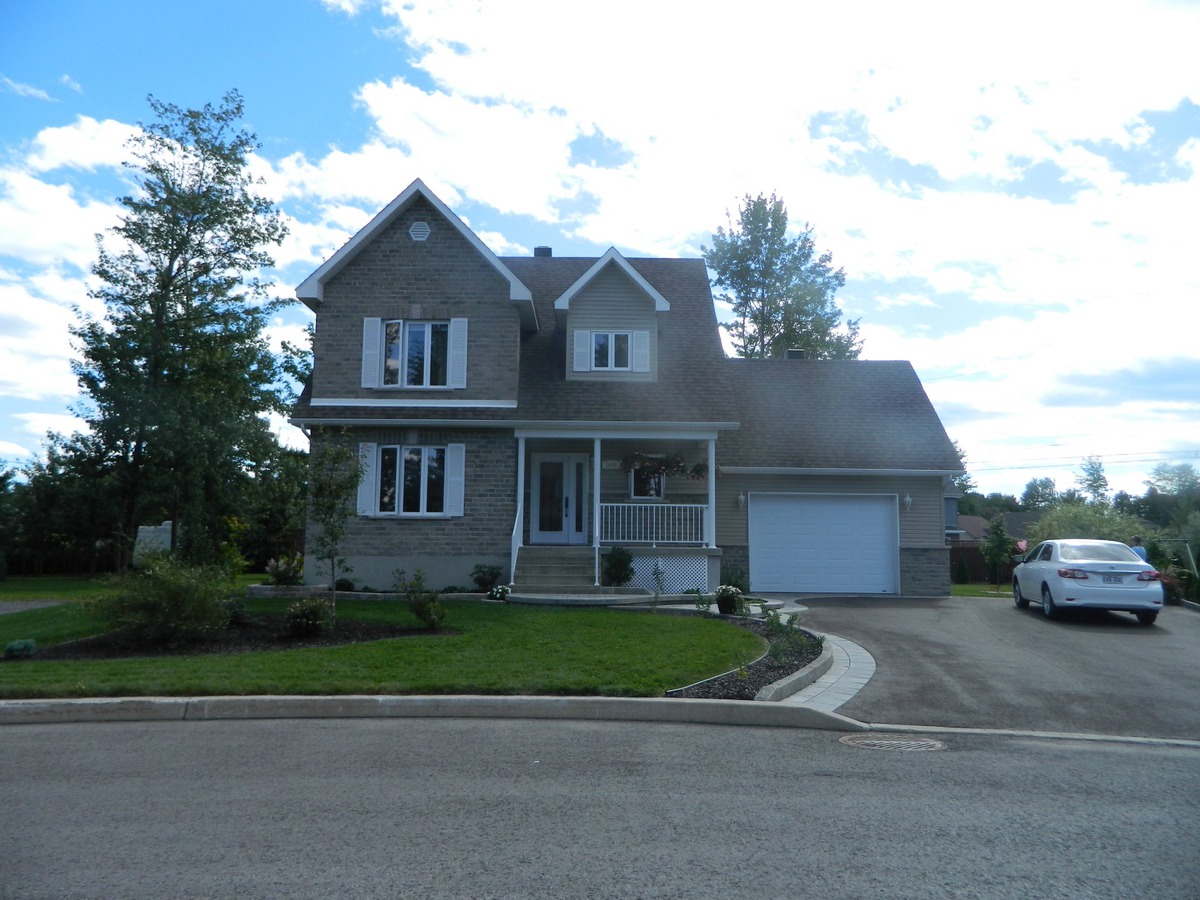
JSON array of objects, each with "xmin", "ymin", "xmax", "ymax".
[{"xmin": 791, "ymin": 594, "xmax": 1200, "ymax": 740}]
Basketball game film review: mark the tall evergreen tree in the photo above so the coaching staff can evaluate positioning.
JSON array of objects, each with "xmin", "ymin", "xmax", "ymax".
[
  {"xmin": 703, "ymin": 192, "xmax": 861, "ymax": 359},
  {"xmin": 71, "ymin": 90, "xmax": 288, "ymax": 564}
]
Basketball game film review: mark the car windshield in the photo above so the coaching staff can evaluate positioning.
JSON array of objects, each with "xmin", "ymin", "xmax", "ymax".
[{"xmin": 1059, "ymin": 543, "xmax": 1139, "ymax": 562}]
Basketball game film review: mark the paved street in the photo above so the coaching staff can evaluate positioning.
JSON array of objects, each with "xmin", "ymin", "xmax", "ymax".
[
  {"xmin": 3, "ymin": 718, "xmax": 1198, "ymax": 899},
  {"xmin": 791, "ymin": 595, "xmax": 1200, "ymax": 740}
]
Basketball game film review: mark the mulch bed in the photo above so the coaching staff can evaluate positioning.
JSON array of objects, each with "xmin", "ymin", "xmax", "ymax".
[
  {"xmin": 667, "ymin": 616, "xmax": 824, "ymax": 701},
  {"xmin": 12, "ymin": 609, "xmax": 822, "ymax": 702}
]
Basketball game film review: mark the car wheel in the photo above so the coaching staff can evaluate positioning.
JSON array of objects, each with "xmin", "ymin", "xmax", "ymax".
[
  {"xmin": 1136, "ymin": 611, "xmax": 1158, "ymax": 626},
  {"xmin": 1013, "ymin": 580, "xmax": 1029, "ymax": 609},
  {"xmin": 1041, "ymin": 585, "xmax": 1058, "ymax": 620}
]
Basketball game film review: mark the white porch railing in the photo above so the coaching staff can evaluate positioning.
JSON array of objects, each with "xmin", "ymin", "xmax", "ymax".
[{"xmin": 599, "ymin": 503, "xmax": 708, "ymax": 545}]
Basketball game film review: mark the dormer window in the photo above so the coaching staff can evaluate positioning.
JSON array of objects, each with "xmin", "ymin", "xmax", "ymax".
[{"xmin": 593, "ymin": 332, "xmax": 631, "ymax": 370}]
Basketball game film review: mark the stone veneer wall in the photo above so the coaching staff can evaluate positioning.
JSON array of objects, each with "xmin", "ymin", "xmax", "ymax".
[{"xmin": 304, "ymin": 427, "xmax": 516, "ymax": 591}]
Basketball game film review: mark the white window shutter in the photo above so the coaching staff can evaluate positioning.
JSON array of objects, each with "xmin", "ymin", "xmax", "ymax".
[
  {"xmin": 631, "ymin": 330, "xmax": 650, "ymax": 372},
  {"xmin": 361, "ymin": 318, "xmax": 381, "ymax": 388},
  {"xmin": 445, "ymin": 443, "xmax": 466, "ymax": 516},
  {"xmin": 573, "ymin": 330, "xmax": 591, "ymax": 371},
  {"xmin": 449, "ymin": 318, "xmax": 468, "ymax": 388},
  {"xmin": 356, "ymin": 442, "xmax": 377, "ymax": 515}
]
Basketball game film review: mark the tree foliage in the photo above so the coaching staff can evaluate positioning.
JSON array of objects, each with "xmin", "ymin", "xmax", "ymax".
[
  {"xmin": 70, "ymin": 90, "xmax": 289, "ymax": 565},
  {"xmin": 307, "ymin": 432, "xmax": 364, "ymax": 616},
  {"xmin": 1074, "ymin": 456, "xmax": 1109, "ymax": 506},
  {"xmin": 703, "ymin": 192, "xmax": 861, "ymax": 359},
  {"xmin": 950, "ymin": 440, "xmax": 976, "ymax": 495},
  {"xmin": 980, "ymin": 517, "xmax": 1013, "ymax": 586},
  {"xmin": 1021, "ymin": 477, "xmax": 1058, "ymax": 509},
  {"xmin": 1026, "ymin": 503, "xmax": 1144, "ymax": 546}
]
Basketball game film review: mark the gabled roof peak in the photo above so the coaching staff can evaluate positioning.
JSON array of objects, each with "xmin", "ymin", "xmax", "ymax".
[
  {"xmin": 552, "ymin": 247, "xmax": 671, "ymax": 312},
  {"xmin": 295, "ymin": 178, "xmax": 536, "ymax": 328}
]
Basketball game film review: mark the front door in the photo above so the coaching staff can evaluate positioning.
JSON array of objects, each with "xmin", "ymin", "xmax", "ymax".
[{"xmin": 531, "ymin": 453, "xmax": 589, "ymax": 544}]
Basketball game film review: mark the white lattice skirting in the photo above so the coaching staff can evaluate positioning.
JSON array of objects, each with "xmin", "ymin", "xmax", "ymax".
[{"xmin": 631, "ymin": 555, "xmax": 709, "ymax": 593}]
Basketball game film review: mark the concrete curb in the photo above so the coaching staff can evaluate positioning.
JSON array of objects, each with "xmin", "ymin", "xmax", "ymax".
[
  {"xmin": 0, "ymin": 694, "xmax": 867, "ymax": 731},
  {"xmin": 755, "ymin": 644, "xmax": 834, "ymax": 702}
]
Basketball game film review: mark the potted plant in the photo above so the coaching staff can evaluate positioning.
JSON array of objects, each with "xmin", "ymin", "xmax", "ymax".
[{"xmin": 713, "ymin": 584, "xmax": 743, "ymax": 616}]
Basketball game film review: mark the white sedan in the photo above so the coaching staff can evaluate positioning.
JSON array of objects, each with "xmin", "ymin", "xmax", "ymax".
[{"xmin": 1013, "ymin": 539, "xmax": 1164, "ymax": 625}]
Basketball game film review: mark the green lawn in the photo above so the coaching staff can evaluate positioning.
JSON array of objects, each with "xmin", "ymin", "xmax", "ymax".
[
  {"xmin": 951, "ymin": 583, "xmax": 1013, "ymax": 598},
  {"xmin": 0, "ymin": 599, "xmax": 765, "ymax": 700},
  {"xmin": 0, "ymin": 573, "xmax": 264, "ymax": 602}
]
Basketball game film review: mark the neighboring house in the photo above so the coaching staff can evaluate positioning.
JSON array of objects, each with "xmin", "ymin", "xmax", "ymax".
[{"xmin": 290, "ymin": 178, "xmax": 963, "ymax": 596}]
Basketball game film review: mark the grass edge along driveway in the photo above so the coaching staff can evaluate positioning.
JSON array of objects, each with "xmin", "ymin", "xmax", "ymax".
[{"xmin": 0, "ymin": 600, "xmax": 766, "ymax": 700}]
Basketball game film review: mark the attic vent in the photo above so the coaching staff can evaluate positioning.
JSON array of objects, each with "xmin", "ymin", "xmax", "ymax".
[
  {"xmin": 786, "ymin": 348, "xmax": 807, "ymax": 359},
  {"xmin": 534, "ymin": 246, "xmax": 552, "ymax": 257},
  {"xmin": 409, "ymin": 221, "xmax": 431, "ymax": 242}
]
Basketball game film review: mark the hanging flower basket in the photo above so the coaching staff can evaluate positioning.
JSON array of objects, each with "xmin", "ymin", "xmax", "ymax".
[{"xmin": 619, "ymin": 451, "xmax": 708, "ymax": 480}]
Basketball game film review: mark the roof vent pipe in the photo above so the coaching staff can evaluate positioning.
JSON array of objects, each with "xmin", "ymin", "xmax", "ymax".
[
  {"xmin": 785, "ymin": 348, "xmax": 807, "ymax": 359},
  {"xmin": 534, "ymin": 246, "xmax": 552, "ymax": 257}
]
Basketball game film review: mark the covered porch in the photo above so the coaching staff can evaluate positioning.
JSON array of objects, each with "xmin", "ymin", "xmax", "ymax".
[{"xmin": 509, "ymin": 426, "xmax": 725, "ymax": 592}]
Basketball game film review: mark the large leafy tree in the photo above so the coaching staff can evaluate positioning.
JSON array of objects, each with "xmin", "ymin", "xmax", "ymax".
[
  {"xmin": 1021, "ymin": 477, "xmax": 1058, "ymax": 510},
  {"xmin": 1075, "ymin": 456, "xmax": 1110, "ymax": 506},
  {"xmin": 71, "ymin": 90, "xmax": 288, "ymax": 565},
  {"xmin": 703, "ymin": 192, "xmax": 861, "ymax": 359}
]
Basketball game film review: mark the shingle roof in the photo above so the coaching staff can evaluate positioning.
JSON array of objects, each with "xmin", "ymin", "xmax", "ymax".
[
  {"xmin": 716, "ymin": 358, "xmax": 962, "ymax": 471},
  {"xmin": 291, "ymin": 252, "xmax": 962, "ymax": 473}
]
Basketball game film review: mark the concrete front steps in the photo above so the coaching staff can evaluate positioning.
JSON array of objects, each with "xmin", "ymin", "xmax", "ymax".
[{"xmin": 510, "ymin": 546, "xmax": 651, "ymax": 606}]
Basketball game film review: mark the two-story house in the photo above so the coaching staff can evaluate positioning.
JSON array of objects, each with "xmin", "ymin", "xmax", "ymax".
[{"xmin": 290, "ymin": 178, "xmax": 963, "ymax": 597}]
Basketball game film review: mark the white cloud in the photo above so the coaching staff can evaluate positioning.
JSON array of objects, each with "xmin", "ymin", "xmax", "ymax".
[
  {"xmin": 0, "ymin": 169, "xmax": 120, "ymax": 270},
  {"xmin": 58, "ymin": 74, "xmax": 82, "ymax": 94},
  {"xmin": 1, "ymin": 77, "xmax": 52, "ymax": 101},
  {"xmin": 26, "ymin": 116, "xmax": 137, "ymax": 173}
]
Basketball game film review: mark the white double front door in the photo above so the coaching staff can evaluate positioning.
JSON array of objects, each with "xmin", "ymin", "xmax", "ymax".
[{"xmin": 531, "ymin": 453, "xmax": 590, "ymax": 545}]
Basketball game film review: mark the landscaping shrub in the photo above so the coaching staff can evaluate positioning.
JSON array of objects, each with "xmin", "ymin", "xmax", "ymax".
[
  {"xmin": 334, "ymin": 577, "xmax": 355, "ymax": 592},
  {"xmin": 284, "ymin": 597, "xmax": 333, "ymax": 637},
  {"xmin": 3, "ymin": 638, "xmax": 37, "ymax": 659},
  {"xmin": 471, "ymin": 563, "xmax": 504, "ymax": 592},
  {"xmin": 713, "ymin": 584, "xmax": 745, "ymax": 616},
  {"xmin": 602, "ymin": 546, "xmax": 634, "ymax": 587},
  {"xmin": 487, "ymin": 584, "xmax": 511, "ymax": 601},
  {"xmin": 86, "ymin": 555, "xmax": 236, "ymax": 646},
  {"xmin": 395, "ymin": 568, "xmax": 445, "ymax": 631},
  {"xmin": 265, "ymin": 554, "xmax": 304, "ymax": 586}
]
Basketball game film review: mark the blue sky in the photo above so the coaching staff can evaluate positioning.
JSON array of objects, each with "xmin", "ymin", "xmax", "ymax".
[{"xmin": 2, "ymin": 0, "xmax": 1199, "ymax": 499}]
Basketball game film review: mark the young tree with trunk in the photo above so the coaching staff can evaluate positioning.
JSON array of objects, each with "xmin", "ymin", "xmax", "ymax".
[
  {"xmin": 703, "ymin": 192, "xmax": 861, "ymax": 359},
  {"xmin": 71, "ymin": 90, "xmax": 288, "ymax": 565}
]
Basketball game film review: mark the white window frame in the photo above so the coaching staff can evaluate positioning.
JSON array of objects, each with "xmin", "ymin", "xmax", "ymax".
[
  {"xmin": 593, "ymin": 331, "xmax": 631, "ymax": 370},
  {"xmin": 362, "ymin": 318, "xmax": 468, "ymax": 389},
  {"xmin": 358, "ymin": 442, "xmax": 465, "ymax": 517},
  {"xmin": 629, "ymin": 460, "xmax": 666, "ymax": 500},
  {"xmin": 572, "ymin": 329, "xmax": 650, "ymax": 373}
]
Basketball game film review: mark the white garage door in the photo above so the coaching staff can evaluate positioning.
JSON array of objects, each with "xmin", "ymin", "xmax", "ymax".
[{"xmin": 748, "ymin": 494, "xmax": 898, "ymax": 593}]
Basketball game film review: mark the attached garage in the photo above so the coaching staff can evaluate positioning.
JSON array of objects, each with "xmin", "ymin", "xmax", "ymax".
[{"xmin": 748, "ymin": 493, "xmax": 899, "ymax": 593}]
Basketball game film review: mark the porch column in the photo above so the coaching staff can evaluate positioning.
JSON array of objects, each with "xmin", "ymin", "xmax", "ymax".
[
  {"xmin": 706, "ymin": 438, "xmax": 716, "ymax": 547},
  {"xmin": 593, "ymin": 437, "xmax": 602, "ymax": 585},
  {"xmin": 510, "ymin": 436, "xmax": 526, "ymax": 586}
]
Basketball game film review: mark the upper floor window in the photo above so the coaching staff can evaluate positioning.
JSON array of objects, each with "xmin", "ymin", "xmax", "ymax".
[
  {"xmin": 572, "ymin": 329, "xmax": 650, "ymax": 373},
  {"xmin": 386, "ymin": 321, "xmax": 448, "ymax": 387},
  {"xmin": 361, "ymin": 317, "xmax": 468, "ymax": 389},
  {"xmin": 593, "ymin": 332, "xmax": 630, "ymax": 370}
]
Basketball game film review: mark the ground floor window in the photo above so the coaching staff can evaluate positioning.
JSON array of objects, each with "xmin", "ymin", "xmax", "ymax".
[{"xmin": 378, "ymin": 446, "xmax": 446, "ymax": 515}]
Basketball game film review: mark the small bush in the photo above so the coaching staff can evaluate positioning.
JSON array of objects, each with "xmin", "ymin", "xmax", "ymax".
[
  {"xmin": 603, "ymin": 546, "xmax": 634, "ymax": 587},
  {"xmin": 471, "ymin": 563, "xmax": 504, "ymax": 592},
  {"xmin": 334, "ymin": 578, "xmax": 355, "ymax": 592},
  {"xmin": 285, "ymin": 597, "xmax": 333, "ymax": 637},
  {"xmin": 266, "ymin": 554, "xmax": 305, "ymax": 586},
  {"xmin": 395, "ymin": 568, "xmax": 445, "ymax": 631},
  {"xmin": 487, "ymin": 584, "xmax": 511, "ymax": 601},
  {"xmin": 86, "ymin": 556, "xmax": 235, "ymax": 647},
  {"xmin": 719, "ymin": 565, "xmax": 750, "ymax": 595},
  {"xmin": 4, "ymin": 638, "xmax": 37, "ymax": 660}
]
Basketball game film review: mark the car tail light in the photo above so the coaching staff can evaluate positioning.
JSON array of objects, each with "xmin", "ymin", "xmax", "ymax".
[
  {"xmin": 1057, "ymin": 568, "xmax": 1089, "ymax": 579},
  {"xmin": 1137, "ymin": 571, "xmax": 1161, "ymax": 582}
]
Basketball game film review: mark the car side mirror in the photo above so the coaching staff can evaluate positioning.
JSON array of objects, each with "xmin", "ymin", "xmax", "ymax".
[{"xmin": 1011, "ymin": 554, "xmax": 1025, "ymax": 564}]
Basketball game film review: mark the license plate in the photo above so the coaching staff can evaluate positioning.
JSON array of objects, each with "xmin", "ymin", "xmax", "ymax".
[{"xmin": 1102, "ymin": 575, "xmax": 1123, "ymax": 584}]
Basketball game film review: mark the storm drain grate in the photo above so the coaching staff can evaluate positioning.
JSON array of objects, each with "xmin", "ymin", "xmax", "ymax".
[{"xmin": 839, "ymin": 734, "xmax": 947, "ymax": 752}]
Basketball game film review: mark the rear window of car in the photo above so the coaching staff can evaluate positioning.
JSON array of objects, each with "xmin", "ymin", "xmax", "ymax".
[{"xmin": 1059, "ymin": 544, "xmax": 1138, "ymax": 562}]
